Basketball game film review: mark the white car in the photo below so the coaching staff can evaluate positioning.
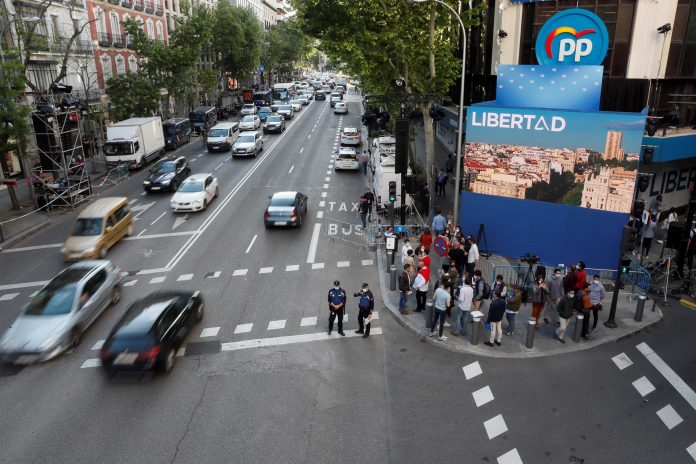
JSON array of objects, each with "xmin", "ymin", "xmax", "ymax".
[
  {"xmin": 171, "ymin": 173, "xmax": 219, "ymax": 212},
  {"xmin": 239, "ymin": 115, "xmax": 261, "ymax": 131},
  {"xmin": 232, "ymin": 131, "xmax": 264, "ymax": 158},
  {"xmin": 298, "ymin": 95, "xmax": 310, "ymax": 106},
  {"xmin": 334, "ymin": 102, "xmax": 348, "ymax": 114},
  {"xmin": 335, "ymin": 147, "xmax": 359, "ymax": 171},
  {"xmin": 289, "ymin": 100, "xmax": 302, "ymax": 112},
  {"xmin": 241, "ymin": 104, "xmax": 257, "ymax": 115},
  {"xmin": 340, "ymin": 127, "xmax": 361, "ymax": 146}
]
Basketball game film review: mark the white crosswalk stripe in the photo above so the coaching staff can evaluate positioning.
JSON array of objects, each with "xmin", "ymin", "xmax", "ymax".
[
  {"xmin": 200, "ymin": 327, "xmax": 221, "ymax": 338},
  {"xmin": 0, "ymin": 293, "xmax": 19, "ymax": 301},
  {"xmin": 259, "ymin": 267, "xmax": 273, "ymax": 274},
  {"xmin": 300, "ymin": 317, "xmax": 317, "ymax": 327},
  {"xmin": 177, "ymin": 274, "xmax": 194, "ymax": 281},
  {"xmin": 149, "ymin": 276, "xmax": 166, "ymax": 284},
  {"xmin": 233, "ymin": 269, "xmax": 248, "ymax": 276},
  {"xmin": 267, "ymin": 320, "xmax": 286, "ymax": 330},
  {"xmin": 234, "ymin": 323, "xmax": 253, "ymax": 334},
  {"xmin": 123, "ymin": 280, "xmax": 138, "ymax": 287}
]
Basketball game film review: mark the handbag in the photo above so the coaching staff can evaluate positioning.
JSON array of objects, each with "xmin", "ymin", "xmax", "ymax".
[{"xmin": 485, "ymin": 322, "xmax": 493, "ymax": 331}]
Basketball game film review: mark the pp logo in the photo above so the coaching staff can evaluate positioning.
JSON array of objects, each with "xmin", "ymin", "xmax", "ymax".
[{"xmin": 535, "ymin": 9, "xmax": 609, "ymax": 66}]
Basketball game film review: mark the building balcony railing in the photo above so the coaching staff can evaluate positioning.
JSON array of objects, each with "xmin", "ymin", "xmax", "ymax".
[
  {"xmin": 155, "ymin": 6, "xmax": 163, "ymax": 15},
  {"xmin": 97, "ymin": 32, "xmax": 112, "ymax": 47},
  {"xmin": 133, "ymin": 0, "xmax": 144, "ymax": 10},
  {"xmin": 72, "ymin": 39, "xmax": 93, "ymax": 54},
  {"xmin": 112, "ymin": 34, "xmax": 126, "ymax": 48},
  {"xmin": 144, "ymin": 0, "xmax": 154, "ymax": 13},
  {"xmin": 26, "ymin": 34, "xmax": 50, "ymax": 52},
  {"xmin": 121, "ymin": 0, "xmax": 133, "ymax": 7},
  {"xmin": 108, "ymin": 0, "xmax": 120, "ymax": 5}
]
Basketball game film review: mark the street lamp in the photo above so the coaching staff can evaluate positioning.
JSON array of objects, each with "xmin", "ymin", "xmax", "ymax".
[{"xmin": 407, "ymin": 0, "xmax": 467, "ymax": 228}]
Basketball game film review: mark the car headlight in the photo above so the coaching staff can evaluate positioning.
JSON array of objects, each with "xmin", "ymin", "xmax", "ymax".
[{"xmin": 143, "ymin": 180, "xmax": 150, "ymax": 185}]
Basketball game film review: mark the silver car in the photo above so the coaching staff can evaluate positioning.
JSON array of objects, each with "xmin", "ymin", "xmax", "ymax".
[{"xmin": 0, "ymin": 260, "xmax": 124, "ymax": 365}]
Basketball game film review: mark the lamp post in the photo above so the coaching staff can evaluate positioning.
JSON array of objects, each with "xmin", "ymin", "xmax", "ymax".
[{"xmin": 408, "ymin": 0, "xmax": 466, "ymax": 228}]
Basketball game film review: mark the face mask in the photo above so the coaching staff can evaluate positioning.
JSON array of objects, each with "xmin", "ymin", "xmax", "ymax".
[
  {"xmin": 363, "ymin": 288, "xmax": 368, "ymax": 293},
  {"xmin": 334, "ymin": 286, "xmax": 339, "ymax": 290},
  {"xmin": 555, "ymin": 273, "xmax": 561, "ymax": 277},
  {"xmin": 593, "ymin": 280, "xmax": 599, "ymax": 283},
  {"xmin": 568, "ymin": 293, "xmax": 575, "ymax": 298}
]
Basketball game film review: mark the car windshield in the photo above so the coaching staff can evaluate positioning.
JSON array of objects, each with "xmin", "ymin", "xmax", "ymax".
[
  {"xmin": 152, "ymin": 161, "xmax": 176, "ymax": 174},
  {"xmin": 243, "ymin": 105, "xmax": 254, "ymax": 109},
  {"xmin": 72, "ymin": 218, "xmax": 103, "ymax": 236},
  {"xmin": 267, "ymin": 116, "xmax": 282, "ymax": 123},
  {"xmin": 270, "ymin": 196, "xmax": 296, "ymax": 207},
  {"xmin": 278, "ymin": 105, "xmax": 291, "ymax": 111},
  {"xmin": 25, "ymin": 283, "xmax": 77, "ymax": 316},
  {"xmin": 189, "ymin": 112, "xmax": 208, "ymax": 122},
  {"xmin": 163, "ymin": 124, "xmax": 179, "ymax": 135},
  {"xmin": 259, "ymin": 108, "xmax": 271, "ymax": 113},
  {"xmin": 242, "ymin": 116, "xmax": 254, "ymax": 122},
  {"xmin": 208, "ymin": 129, "xmax": 228, "ymax": 138},
  {"xmin": 237, "ymin": 135, "xmax": 255, "ymax": 143},
  {"xmin": 103, "ymin": 142, "xmax": 132, "ymax": 156},
  {"xmin": 179, "ymin": 181, "xmax": 203, "ymax": 193},
  {"xmin": 290, "ymin": 100, "xmax": 300, "ymax": 105},
  {"xmin": 338, "ymin": 154, "xmax": 357, "ymax": 160}
]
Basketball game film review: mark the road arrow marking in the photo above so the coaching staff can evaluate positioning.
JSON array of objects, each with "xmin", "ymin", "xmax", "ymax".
[
  {"xmin": 132, "ymin": 201, "xmax": 155, "ymax": 221},
  {"xmin": 173, "ymin": 213, "xmax": 190, "ymax": 230}
]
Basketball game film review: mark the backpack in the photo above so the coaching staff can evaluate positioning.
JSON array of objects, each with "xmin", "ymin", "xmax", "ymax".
[
  {"xmin": 477, "ymin": 278, "xmax": 491, "ymax": 299},
  {"xmin": 359, "ymin": 291, "xmax": 371, "ymax": 308}
]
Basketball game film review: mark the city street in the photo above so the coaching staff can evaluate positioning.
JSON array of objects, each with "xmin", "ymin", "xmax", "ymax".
[{"xmin": 0, "ymin": 93, "xmax": 695, "ymax": 463}]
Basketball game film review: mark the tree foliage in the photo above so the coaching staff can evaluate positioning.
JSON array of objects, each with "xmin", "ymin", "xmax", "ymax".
[
  {"xmin": 211, "ymin": 3, "xmax": 262, "ymax": 81},
  {"xmin": 105, "ymin": 73, "xmax": 160, "ymax": 121},
  {"xmin": 261, "ymin": 19, "xmax": 312, "ymax": 83}
]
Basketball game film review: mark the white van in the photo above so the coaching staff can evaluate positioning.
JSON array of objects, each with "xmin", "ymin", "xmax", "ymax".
[{"xmin": 207, "ymin": 122, "xmax": 239, "ymax": 152}]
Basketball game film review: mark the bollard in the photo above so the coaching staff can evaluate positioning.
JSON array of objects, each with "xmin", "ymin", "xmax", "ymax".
[
  {"xmin": 385, "ymin": 251, "xmax": 393, "ymax": 274},
  {"xmin": 425, "ymin": 300, "xmax": 434, "ymax": 329},
  {"xmin": 525, "ymin": 317, "xmax": 536, "ymax": 349},
  {"xmin": 389, "ymin": 264, "xmax": 397, "ymax": 291},
  {"xmin": 471, "ymin": 315, "xmax": 482, "ymax": 345},
  {"xmin": 573, "ymin": 313, "xmax": 584, "ymax": 342},
  {"xmin": 635, "ymin": 295, "xmax": 647, "ymax": 321}
]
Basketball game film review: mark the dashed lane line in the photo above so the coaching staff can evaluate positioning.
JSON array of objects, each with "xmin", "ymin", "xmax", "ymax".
[
  {"xmin": 221, "ymin": 328, "xmax": 383, "ymax": 352},
  {"xmin": 637, "ymin": 342, "xmax": 696, "ymax": 411},
  {"xmin": 656, "ymin": 404, "xmax": 683, "ymax": 430}
]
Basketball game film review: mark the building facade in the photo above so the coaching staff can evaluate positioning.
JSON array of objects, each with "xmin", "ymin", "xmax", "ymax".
[
  {"xmin": 603, "ymin": 130, "xmax": 625, "ymax": 161},
  {"xmin": 581, "ymin": 166, "xmax": 636, "ymax": 212}
]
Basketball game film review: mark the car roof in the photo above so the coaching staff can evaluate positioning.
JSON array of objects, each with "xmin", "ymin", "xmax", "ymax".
[
  {"xmin": 243, "ymin": 103, "xmax": 254, "ymax": 106},
  {"xmin": 239, "ymin": 131, "xmax": 258, "ymax": 136},
  {"xmin": 258, "ymin": 107, "xmax": 272, "ymax": 111},
  {"xmin": 114, "ymin": 290, "xmax": 194, "ymax": 336},
  {"xmin": 343, "ymin": 127, "xmax": 358, "ymax": 132},
  {"xmin": 163, "ymin": 118, "xmax": 188, "ymax": 125},
  {"xmin": 78, "ymin": 197, "xmax": 128, "ymax": 219},
  {"xmin": 184, "ymin": 173, "xmax": 212, "ymax": 182},
  {"xmin": 211, "ymin": 122, "xmax": 238, "ymax": 129},
  {"xmin": 339, "ymin": 147, "xmax": 356, "ymax": 153},
  {"xmin": 271, "ymin": 191, "xmax": 300, "ymax": 199}
]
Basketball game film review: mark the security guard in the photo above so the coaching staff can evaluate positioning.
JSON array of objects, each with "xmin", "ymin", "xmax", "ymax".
[
  {"xmin": 354, "ymin": 282, "xmax": 375, "ymax": 338},
  {"xmin": 328, "ymin": 280, "xmax": 346, "ymax": 336}
]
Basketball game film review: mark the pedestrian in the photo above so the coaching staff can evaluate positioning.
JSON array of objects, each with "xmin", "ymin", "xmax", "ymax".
[
  {"xmin": 505, "ymin": 285, "xmax": 522, "ymax": 336},
  {"xmin": 554, "ymin": 290, "xmax": 575, "ymax": 344},
  {"xmin": 466, "ymin": 236, "xmax": 480, "ymax": 277},
  {"xmin": 429, "ymin": 275, "xmax": 450, "ymax": 341},
  {"xmin": 413, "ymin": 261, "xmax": 429, "ymax": 312},
  {"xmin": 432, "ymin": 208, "xmax": 447, "ymax": 236},
  {"xmin": 642, "ymin": 213, "xmax": 657, "ymax": 259},
  {"xmin": 358, "ymin": 196, "xmax": 368, "ymax": 229},
  {"xmin": 588, "ymin": 274, "xmax": 606, "ymax": 333},
  {"xmin": 399, "ymin": 264, "xmax": 412, "ymax": 315},
  {"xmin": 562, "ymin": 264, "xmax": 577, "ymax": 294},
  {"xmin": 446, "ymin": 259, "xmax": 459, "ymax": 300},
  {"xmin": 364, "ymin": 187, "xmax": 375, "ymax": 218},
  {"xmin": 484, "ymin": 290, "xmax": 506, "ymax": 347},
  {"xmin": 472, "ymin": 269, "xmax": 487, "ymax": 310},
  {"xmin": 658, "ymin": 207, "xmax": 677, "ymax": 244},
  {"xmin": 445, "ymin": 154, "xmax": 455, "ymax": 175},
  {"xmin": 580, "ymin": 282, "xmax": 594, "ymax": 340},
  {"xmin": 327, "ymin": 280, "xmax": 346, "ymax": 336},
  {"xmin": 649, "ymin": 194, "xmax": 663, "ymax": 217},
  {"xmin": 420, "ymin": 227, "xmax": 432, "ymax": 254},
  {"xmin": 491, "ymin": 274, "xmax": 507, "ymax": 298},
  {"xmin": 453, "ymin": 276, "xmax": 474, "ymax": 336},
  {"xmin": 401, "ymin": 238, "xmax": 412, "ymax": 261},
  {"xmin": 436, "ymin": 169, "xmax": 448, "ymax": 197},
  {"xmin": 419, "ymin": 185, "xmax": 430, "ymax": 216},
  {"xmin": 402, "ymin": 248, "xmax": 416, "ymax": 276},
  {"xmin": 448, "ymin": 240, "xmax": 467, "ymax": 275},
  {"xmin": 546, "ymin": 268, "xmax": 564, "ymax": 325},
  {"xmin": 354, "ymin": 283, "xmax": 374, "ymax": 338},
  {"xmin": 531, "ymin": 276, "xmax": 546, "ymax": 328},
  {"xmin": 360, "ymin": 151, "xmax": 369, "ymax": 175},
  {"xmin": 574, "ymin": 261, "xmax": 587, "ymax": 291}
]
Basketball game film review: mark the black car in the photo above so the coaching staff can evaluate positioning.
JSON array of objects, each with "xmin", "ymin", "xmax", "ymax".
[
  {"xmin": 264, "ymin": 191, "xmax": 308, "ymax": 228},
  {"xmin": 143, "ymin": 156, "xmax": 191, "ymax": 192},
  {"xmin": 263, "ymin": 115, "xmax": 286, "ymax": 134},
  {"xmin": 315, "ymin": 92, "xmax": 326, "ymax": 101},
  {"xmin": 100, "ymin": 290, "xmax": 204, "ymax": 375},
  {"xmin": 163, "ymin": 118, "xmax": 192, "ymax": 150}
]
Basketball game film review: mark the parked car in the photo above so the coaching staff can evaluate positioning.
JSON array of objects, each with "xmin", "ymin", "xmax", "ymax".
[
  {"xmin": 143, "ymin": 156, "xmax": 191, "ymax": 192},
  {"xmin": 335, "ymin": 147, "xmax": 360, "ymax": 171},
  {"xmin": 99, "ymin": 290, "xmax": 204, "ymax": 375},
  {"xmin": 232, "ymin": 131, "xmax": 264, "ymax": 158},
  {"xmin": 0, "ymin": 260, "xmax": 124, "ymax": 364},
  {"xmin": 277, "ymin": 104, "xmax": 295, "ymax": 120},
  {"xmin": 162, "ymin": 118, "xmax": 191, "ymax": 150},
  {"xmin": 206, "ymin": 122, "xmax": 239, "ymax": 152},
  {"xmin": 340, "ymin": 127, "xmax": 361, "ymax": 146},
  {"xmin": 240, "ymin": 103, "xmax": 257, "ymax": 115},
  {"xmin": 263, "ymin": 115, "xmax": 286, "ymax": 134},
  {"xmin": 264, "ymin": 191, "xmax": 308, "ymax": 228},
  {"xmin": 170, "ymin": 173, "xmax": 219, "ymax": 212},
  {"xmin": 334, "ymin": 102, "xmax": 348, "ymax": 114},
  {"xmin": 257, "ymin": 107, "xmax": 273, "ymax": 122}
]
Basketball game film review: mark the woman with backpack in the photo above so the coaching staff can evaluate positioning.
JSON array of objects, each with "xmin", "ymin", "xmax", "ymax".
[{"xmin": 505, "ymin": 285, "xmax": 522, "ymax": 336}]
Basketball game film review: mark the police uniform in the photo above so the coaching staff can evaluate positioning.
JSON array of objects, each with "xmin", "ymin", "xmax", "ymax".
[
  {"xmin": 354, "ymin": 284, "xmax": 375, "ymax": 338},
  {"xmin": 328, "ymin": 281, "xmax": 346, "ymax": 336}
]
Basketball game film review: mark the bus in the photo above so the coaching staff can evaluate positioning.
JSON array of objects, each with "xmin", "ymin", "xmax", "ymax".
[
  {"xmin": 271, "ymin": 83, "xmax": 295, "ymax": 103},
  {"xmin": 253, "ymin": 90, "xmax": 272, "ymax": 107}
]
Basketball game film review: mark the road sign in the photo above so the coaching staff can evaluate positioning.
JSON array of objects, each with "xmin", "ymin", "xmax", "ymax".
[
  {"xmin": 433, "ymin": 235, "xmax": 450, "ymax": 257},
  {"xmin": 386, "ymin": 236, "xmax": 396, "ymax": 251}
]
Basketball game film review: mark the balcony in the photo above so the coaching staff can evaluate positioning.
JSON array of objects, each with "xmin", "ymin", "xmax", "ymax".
[
  {"xmin": 112, "ymin": 34, "xmax": 126, "ymax": 48},
  {"xmin": 134, "ymin": 0, "xmax": 144, "ymax": 10},
  {"xmin": 98, "ymin": 32, "xmax": 112, "ymax": 47},
  {"xmin": 155, "ymin": 6, "xmax": 163, "ymax": 15},
  {"xmin": 73, "ymin": 39, "xmax": 93, "ymax": 54},
  {"xmin": 121, "ymin": 0, "xmax": 133, "ymax": 7},
  {"xmin": 26, "ymin": 34, "xmax": 50, "ymax": 52},
  {"xmin": 108, "ymin": 0, "xmax": 119, "ymax": 4},
  {"xmin": 144, "ymin": 0, "xmax": 154, "ymax": 13}
]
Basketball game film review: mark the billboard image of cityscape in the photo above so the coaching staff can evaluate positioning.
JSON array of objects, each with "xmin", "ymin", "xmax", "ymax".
[{"xmin": 464, "ymin": 106, "xmax": 645, "ymax": 214}]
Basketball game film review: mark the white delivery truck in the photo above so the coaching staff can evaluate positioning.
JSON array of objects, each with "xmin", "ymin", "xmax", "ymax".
[
  {"xmin": 104, "ymin": 117, "xmax": 165, "ymax": 169},
  {"xmin": 372, "ymin": 154, "xmax": 413, "ymax": 210},
  {"xmin": 369, "ymin": 135, "xmax": 395, "ymax": 174}
]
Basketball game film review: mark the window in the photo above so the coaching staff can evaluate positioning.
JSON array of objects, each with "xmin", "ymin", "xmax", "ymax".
[
  {"xmin": 26, "ymin": 64, "xmax": 57, "ymax": 92},
  {"xmin": 116, "ymin": 54, "xmax": 126, "ymax": 74},
  {"xmin": 101, "ymin": 55, "xmax": 113, "ymax": 81},
  {"xmin": 128, "ymin": 56, "xmax": 138, "ymax": 73},
  {"xmin": 146, "ymin": 19, "xmax": 154, "ymax": 39},
  {"xmin": 156, "ymin": 21, "xmax": 163, "ymax": 41},
  {"xmin": 94, "ymin": 7, "xmax": 106, "ymax": 34},
  {"xmin": 50, "ymin": 15, "xmax": 59, "ymax": 39},
  {"xmin": 115, "ymin": 204, "xmax": 130, "ymax": 221},
  {"xmin": 110, "ymin": 11, "xmax": 121, "ymax": 36},
  {"xmin": 205, "ymin": 176, "xmax": 212, "ymax": 187},
  {"xmin": 84, "ymin": 270, "xmax": 107, "ymax": 300}
]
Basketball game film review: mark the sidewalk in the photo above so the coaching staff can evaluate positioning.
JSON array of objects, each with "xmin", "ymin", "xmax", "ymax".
[
  {"xmin": 412, "ymin": 122, "xmax": 456, "ymax": 221},
  {"xmin": 376, "ymin": 246, "xmax": 663, "ymax": 358}
]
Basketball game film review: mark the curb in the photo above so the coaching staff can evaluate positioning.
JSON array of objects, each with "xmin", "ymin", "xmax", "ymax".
[
  {"xmin": 0, "ymin": 217, "xmax": 51, "ymax": 250},
  {"xmin": 375, "ymin": 247, "xmax": 664, "ymax": 359}
]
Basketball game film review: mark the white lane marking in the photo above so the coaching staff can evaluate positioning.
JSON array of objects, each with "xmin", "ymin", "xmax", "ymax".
[
  {"xmin": 326, "ymin": 170, "xmax": 331, "ymax": 175},
  {"xmin": 136, "ymin": 268, "xmax": 169, "ymax": 275},
  {"xmin": 197, "ymin": 153, "xmax": 204, "ymax": 158},
  {"xmin": 140, "ymin": 191, "xmax": 147, "ymax": 196},
  {"xmin": 214, "ymin": 162, "xmax": 224, "ymax": 171},
  {"xmin": 637, "ymin": 342, "xmax": 696, "ymax": 411},
  {"xmin": 483, "ymin": 414, "xmax": 508, "ymax": 440},
  {"xmin": 472, "ymin": 386, "xmax": 495, "ymax": 407},
  {"xmin": 497, "ymin": 448, "xmax": 524, "ymax": 464},
  {"xmin": 321, "ymin": 192, "xmax": 327, "ymax": 198},
  {"xmin": 372, "ymin": 311, "xmax": 379, "ymax": 320},
  {"xmin": 123, "ymin": 280, "xmax": 137, "ymax": 287},
  {"xmin": 312, "ymin": 127, "xmax": 315, "ymax": 132},
  {"xmin": 91, "ymin": 340, "xmax": 105, "ymax": 351},
  {"xmin": 288, "ymin": 165, "xmax": 294, "ymax": 174},
  {"xmin": 259, "ymin": 267, "xmax": 273, "ymax": 274},
  {"xmin": 323, "ymin": 183, "xmax": 329, "ymax": 189},
  {"xmin": 0, "ymin": 293, "xmax": 19, "ymax": 301},
  {"xmin": 200, "ymin": 327, "xmax": 221, "ymax": 338},
  {"xmin": 150, "ymin": 211, "xmax": 167, "ymax": 226},
  {"xmin": 29, "ymin": 291, "xmax": 37, "ymax": 297},
  {"xmin": 172, "ymin": 214, "xmax": 189, "ymax": 231},
  {"xmin": 81, "ymin": 358, "xmax": 101, "ymax": 368},
  {"xmin": 656, "ymin": 404, "xmax": 683, "ymax": 430},
  {"xmin": 612, "ymin": 352, "xmax": 633, "ymax": 370},
  {"xmin": 207, "ymin": 271, "xmax": 222, "ymax": 279},
  {"xmin": 177, "ymin": 274, "xmax": 194, "ymax": 281},
  {"xmin": 0, "ymin": 280, "xmax": 49, "ymax": 291},
  {"xmin": 687, "ymin": 442, "xmax": 696, "ymax": 461},
  {"xmin": 300, "ymin": 317, "xmax": 317, "ymax": 327},
  {"xmin": 307, "ymin": 134, "xmax": 311, "ymax": 140},
  {"xmin": 306, "ymin": 224, "xmax": 321, "ymax": 263},
  {"xmin": 224, "ymin": 155, "xmax": 231, "ymax": 161},
  {"xmin": 222, "ymin": 328, "xmax": 384, "ymax": 351},
  {"xmin": 286, "ymin": 265, "xmax": 300, "ymax": 272},
  {"xmin": 2, "ymin": 243, "xmax": 62, "ymax": 252},
  {"xmin": 267, "ymin": 320, "xmax": 286, "ymax": 330},
  {"xmin": 300, "ymin": 147, "xmax": 304, "ymax": 154},
  {"xmin": 324, "ymin": 177, "xmax": 330, "ymax": 182},
  {"xmin": 132, "ymin": 201, "xmax": 155, "ymax": 221},
  {"xmin": 312, "ymin": 263, "xmax": 324, "ymax": 269},
  {"xmin": 137, "ymin": 229, "xmax": 147, "ymax": 237},
  {"xmin": 362, "ymin": 259, "xmax": 374, "ymax": 266},
  {"xmin": 233, "ymin": 269, "xmax": 248, "ymax": 276},
  {"xmin": 234, "ymin": 323, "xmax": 253, "ymax": 334},
  {"xmin": 337, "ymin": 261, "xmax": 350, "ymax": 268},
  {"xmin": 189, "ymin": 158, "xmax": 197, "ymax": 163},
  {"xmin": 632, "ymin": 376, "xmax": 656, "ymax": 397},
  {"xmin": 463, "ymin": 361, "xmax": 483, "ymax": 380},
  {"xmin": 319, "ymin": 201, "xmax": 325, "ymax": 207},
  {"xmin": 149, "ymin": 276, "xmax": 166, "ymax": 284},
  {"xmin": 176, "ymin": 346, "xmax": 186, "ymax": 357},
  {"xmin": 316, "ymin": 211, "xmax": 323, "ymax": 219},
  {"xmin": 124, "ymin": 231, "xmax": 197, "ymax": 241},
  {"xmin": 245, "ymin": 234, "xmax": 258, "ymax": 254}
]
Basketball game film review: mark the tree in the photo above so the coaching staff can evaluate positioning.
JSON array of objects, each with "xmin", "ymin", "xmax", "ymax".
[
  {"xmin": 212, "ymin": 5, "xmax": 261, "ymax": 82},
  {"xmin": 261, "ymin": 20, "xmax": 311, "ymax": 84},
  {"xmin": 105, "ymin": 73, "xmax": 160, "ymax": 121}
]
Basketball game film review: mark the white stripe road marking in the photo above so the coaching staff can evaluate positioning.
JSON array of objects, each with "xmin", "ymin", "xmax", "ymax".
[
  {"xmin": 463, "ymin": 361, "xmax": 483, "ymax": 380},
  {"xmin": 197, "ymin": 153, "xmax": 203, "ymax": 158},
  {"xmin": 221, "ymin": 328, "xmax": 383, "ymax": 352},
  {"xmin": 140, "ymin": 191, "xmax": 147, "ymax": 196},
  {"xmin": 233, "ymin": 269, "xmax": 248, "ymax": 276},
  {"xmin": 189, "ymin": 158, "xmax": 197, "ymax": 163},
  {"xmin": 325, "ymin": 177, "xmax": 330, "ymax": 182},
  {"xmin": 323, "ymin": 184, "xmax": 329, "ymax": 188},
  {"xmin": 224, "ymin": 155, "xmax": 231, "ymax": 161},
  {"xmin": 245, "ymin": 235, "xmax": 258, "ymax": 254},
  {"xmin": 91, "ymin": 340, "xmax": 104, "ymax": 351},
  {"xmin": 300, "ymin": 317, "xmax": 317, "ymax": 327},
  {"xmin": 632, "ymin": 376, "xmax": 656, "ymax": 397},
  {"xmin": 81, "ymin": 358, "xmax": 101, "ymax": 368},
  {"xmin": 326, "ymin": 170, "xmax": 331, "ymax": 175},
  {"xmin": 207, "ymin": 271, "xmax": 221, "ymax": 279},
  {"xmin": 267, "ymin": 320, "xmax": 286, "ymax": 330},
  {"xmin": 137, "ymin": 229, "xmax": 147, "ymax": 237},
  {"xmin": 149, "ymin": 276, "xmax": 166, "ymax": 284},
  {"xmin": 321, "ymin": 192, "xmax": 327, "ymax": 198},
  {"xmin": 288, "ymin": 165, "xmax": 294, "ymax": 174},
  {"xmin": 637, "ymin": 342, "xmax": 696, "ymax": 411},
  {"xmin": 124, "ymin": 231, "xmax": 197, "ymax": 241},
  {"xmin": 300, "ymin": 147, "xmax": 304, "ymax": 154},
  {"xmin": 362, "ymin": 259, "xmax": 374, "ymax": 266},
  {"xmin": 234, "ymin": 323, "xmax": 253, "ymax": 334},
  {"xmin": 306, "ymin": 223, "xmax": 321, "ymax": 264},
  {"xmin": 312, "ymin": 263, "xmax": 325, "ymax": 269},
  {"xmin": 316, "ymin": 211, "xmax": 323, "ymax": 219},
  {"xmin": 150, "ymin": 211, "xmax": 167, "ymax": 226},
  {"xmin": 176, "ymin": 346, "xmax": 186, "ymax": 357},
  {"xmin": 307, "ymin": 134, "xmax": 311, "ymax": 140},
  {"xmin": 612, "ymin": 352, "xmax": 633, "ymax": 370},
  {"xmin": 0, "ymin": 293, "xmax": 19, "ymax": 301},
  {"xmin": 286, "ymin": 264, "xmax": 300, "ymax": 272},
  {"xmin": 136, "ymin": 268, "xmax": 169, "ymax": 275},
  {"xmin": 497, "ymin": 448, "xmax": 524, "ymax": 464},
  {"xmin": 337, "ymin": 261, "xmax": 350, "ymax": 268},
  {"xmin": 656, "ymin": 404, "xmax": 683, "ymax": 430},
  {"xmin": 319, "ymin": 201, "xmax": 325, "ymax": 207},
  {"xmin": 472, "ymin": 386, "xmax": 495, "ymax": 407},
  {"xmin": 123, "ymin": 280, "xmax": 137, "ymax": 287},
  {"xmin": 200, "ymin": 327, "xmax": 220, "ymax": 338},
  {"xmin": 177, "ymin": 274, "xmax": 194, "ymax": 281},
  {"xmin": 214, "ymin": 162, "xmax": 224, "ymax": 171},
  {"xmin": 687, "ymin": 442, "xmax": 696, "ymax": 461},
  {"xmin": 483, "ymin": 414, "xmax": 508, "ymax": 440},
  {"xmin": 0, "ymin": 280, "xmax": 49, "ymax": 291},
  {"xmin": 2, "ymin": 243, "xmax": 62, "ymax": 252},
  {"xmin": 259, "ymin": 267, "xmax": 273, "ymax": 274}
]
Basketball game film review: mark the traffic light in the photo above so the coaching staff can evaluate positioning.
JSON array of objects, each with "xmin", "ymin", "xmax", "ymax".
[
  {"xmin": 388, "ymin": 181, "xmax": 397, "ymax": 202},
  {"xmin": 620, "ymin": 224, "xmax": 638, "ymax": 254}
]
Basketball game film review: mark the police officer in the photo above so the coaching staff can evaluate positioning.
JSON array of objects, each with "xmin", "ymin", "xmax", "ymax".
[
  {"xmin": 354, "ymin": 282, "xmax": 375, "ymax": 338},
  {"xmin": 328, "ymin": 280, "xmax": 346, "ymax": 336}
]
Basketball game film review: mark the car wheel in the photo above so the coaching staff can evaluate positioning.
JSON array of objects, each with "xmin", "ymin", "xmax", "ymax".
[
  {"xmin": 195, "ymin": 302, "xmax": 205, "ymax": 321},
  {"xmin": 163, "ymin": 348, "xmax": 176, "ymax": 374},
  {"xmin": 111, "ymin": 285, "xmax": 122, "ymax": 305},
  {"xmin": 99, "ymin": 246, "xmax": 107, "ymax": 259},
  {"xmin": 214, "ymin": 187, "xmax": 219, "ymax": 198},
  {"xmin": 171, "ymin": 181, "xmax": 178, "ymax": 192},
  {"xmin": 298, "ymin": 213, "xmax": 303, "ymax": 228},
  {"xmin": 203, "ymin": 199, "xmax": 208, "ymax": 211},
  {"xmin": 126, "ymin": 224, "xmax": 134, "ymax": 236}
]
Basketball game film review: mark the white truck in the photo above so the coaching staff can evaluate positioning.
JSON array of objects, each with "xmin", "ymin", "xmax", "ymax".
[
  {"xmin": 369, "ymin": 135, "xmax": 395, "ymax": 174},
  {"xmin": 372, "ymin": 154, "xmax": 413, "ymax": 210},
  {"xmin": 104, "ymin": 117, "xmax": 165, "ymax": 169}
]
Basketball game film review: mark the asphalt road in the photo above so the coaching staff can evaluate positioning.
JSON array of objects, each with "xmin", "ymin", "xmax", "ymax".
[{"xmin": 0, "ymin": 93, "xmax": 694, "ymax": 464}]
